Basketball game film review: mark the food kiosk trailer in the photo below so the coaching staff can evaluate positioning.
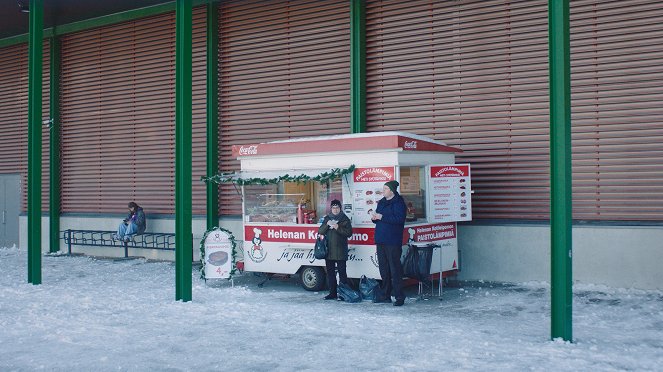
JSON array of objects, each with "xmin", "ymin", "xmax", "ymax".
[{"xmin": 230, "ymin": 132, "xmax": 471, "ymax": 291}]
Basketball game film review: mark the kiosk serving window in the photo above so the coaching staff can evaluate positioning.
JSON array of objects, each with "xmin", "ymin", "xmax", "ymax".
[
  {"xmin": 243, "ymin": 178, "xmax": 344, "ymax": 224},
  {"xmin": 399, "ymin": 166, "xmax": 427, "ymax": 223}
]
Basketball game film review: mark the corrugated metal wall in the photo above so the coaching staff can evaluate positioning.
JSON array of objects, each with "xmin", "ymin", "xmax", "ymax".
[
  {"xmin": 59, "ymin": 8, "xmax": 207, "ymax": 215},
  {"xmin": 218, "ymin": 0, "xmax": 351, "ymax": 215},
  {"xmin": 365, "ymin": 0, "xmax": 663, "ymax": 221},
  {"xmin": 0, "ymin": 41, "xmax": 50, "ymax": 212}
]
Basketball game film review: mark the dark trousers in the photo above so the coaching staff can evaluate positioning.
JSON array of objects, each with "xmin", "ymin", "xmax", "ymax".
[
  {"xmin": 325, "ymin": 259, "xmax": 347, "ymax": 295},
  {"xmin": 377, "ymin": 244, "xmax": 404, "ymax": 300}
]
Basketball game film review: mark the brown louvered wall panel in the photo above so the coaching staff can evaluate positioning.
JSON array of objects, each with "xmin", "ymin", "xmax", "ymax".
[
  {"xmin": 60, "ymin": 8, "xmax": 208, "ymax": 215},
  {"xmin": 570, "ymin": 0, "xmax": 663, "ymax": 220},
  {"xmin": 0, "ymin": 41, "xmax": 51, "ymax": 213},
  {"xmin": 366, "ymin": 0, "xmax": 551, "ymax": 220},
  {"xmin": 218, "ymin": 0, "xmax": 351, "ymax": 215},
  {"xmin": 366, "ymin": 0, "xmax": 663, "ymax": 221}
]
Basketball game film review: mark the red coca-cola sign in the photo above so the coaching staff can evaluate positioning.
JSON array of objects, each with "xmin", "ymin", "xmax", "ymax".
[{"xmin": 238, "ymin": 145, "xmax": 259, "ymax": 156}]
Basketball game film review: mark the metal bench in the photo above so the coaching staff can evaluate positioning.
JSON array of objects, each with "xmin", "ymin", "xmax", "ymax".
[{"xmin": 62, "ymin": 229, "xmax": 176, "ymax": 258}]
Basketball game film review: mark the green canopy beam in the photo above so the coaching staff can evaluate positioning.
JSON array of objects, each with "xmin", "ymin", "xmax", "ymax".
[
  {"xmin": 49, "ymin": 36, "xmax": 61, "ymax": 254},
  {"xmin": 350, "ymin": 0, "xmax": 366, "ymax": 134},
  {"xmin": 206, "ymin": 3, "xmax": 219, "ymax": 230},
  {"xmin": 549, "ymin": 0, "xmax": 573, "ymax": 341},
  {"xmin": 175, "ymin": 0, "xmax": 193, "ymax": 302},
  {"xmin": 27, "ymin": 0, "xmax": 44, "ymax": 285}
]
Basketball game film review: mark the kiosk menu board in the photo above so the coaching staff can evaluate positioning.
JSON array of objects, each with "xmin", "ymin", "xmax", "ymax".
[
  {"xmin": 429, "ymin": 164, "xmax": 472, "ymax": 222},
  {"xmin": 352, "ymin": 167, "xmax": 396, "ymax": 225}
]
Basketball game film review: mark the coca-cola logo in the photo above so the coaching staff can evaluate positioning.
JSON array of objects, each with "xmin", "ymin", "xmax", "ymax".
[
  {"xmin": 404, "ymin": 140, "xmax": 417, "ymax": 149},
  {"xmin": 238, "ymin": 145, "xmax": 258, "ymax": 155}
]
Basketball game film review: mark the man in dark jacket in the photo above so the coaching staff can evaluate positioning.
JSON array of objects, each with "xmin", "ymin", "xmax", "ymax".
[
  {"xmin": 114, "ymin": 202, "xmax": 146, "ymax": 242},
  {"xmin": 371, "ymin": 180, "xmax": 407, "ymax": 306},
  {"xmin": 318, "ymin": 199, "xmax": 353, "ymax": 300}
]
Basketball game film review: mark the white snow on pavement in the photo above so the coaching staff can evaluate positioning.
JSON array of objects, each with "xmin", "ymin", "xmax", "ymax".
[{"xmin": 1, "ymin": 246, "xmax": 662, "ymax": 371}]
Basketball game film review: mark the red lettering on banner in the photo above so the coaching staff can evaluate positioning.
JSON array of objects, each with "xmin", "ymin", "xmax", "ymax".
[
  {"xmin": 354, "ymin": 167, "xmax": 395, "ymax": 183},
  {"xmin": 245, "ymin": 225, "xmax": 376, "ymax": 245},
  {"xmin": 431, "ymin": 165, "xmax": 469, "ymax": 178},
  {"xmin": 402, "ymin": 223, "xmax": 456, "ymax": 244}
]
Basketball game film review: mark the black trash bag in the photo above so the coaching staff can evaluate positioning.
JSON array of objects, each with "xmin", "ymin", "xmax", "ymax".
[
  {"xmin": 402, "ymin": 245, "xmax": 433, "ymax": 282},
  {"xmin": 337, "ymin": 282, "xmax": 362, "ymax": 303},
  {"xmin": 314, "ymin": 237, "xmax": 328, "ymax": 260},
  {"xmin": 359, "ymin": 275, "xmax": 379, "ymax": 301}
]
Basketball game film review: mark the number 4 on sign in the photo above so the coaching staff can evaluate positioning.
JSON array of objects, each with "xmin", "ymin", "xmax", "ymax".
[{"xmin": 216, "ymin": 267, "xmax": 223, "ymax": 274}]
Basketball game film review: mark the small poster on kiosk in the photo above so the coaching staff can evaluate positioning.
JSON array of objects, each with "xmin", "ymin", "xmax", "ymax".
[
  {"xmin": 429, "ymin": 164, "xmax": 472, "ymax": 222},
  {"xmin": 352, "ymin": 167, "xmax": 396, "ymax": 225}
]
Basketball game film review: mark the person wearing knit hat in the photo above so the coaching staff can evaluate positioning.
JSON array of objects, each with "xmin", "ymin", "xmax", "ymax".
[
  {"xmin": 370, "ymin": 180, "xmax": 407, "ymax": 306},
  {"xmin": 384, "ymin": 180, "xmax": 399, "ymax": 194},
  {"xmin": 318, "ymin": 199, "xmax": 353, "ymax": 300}
]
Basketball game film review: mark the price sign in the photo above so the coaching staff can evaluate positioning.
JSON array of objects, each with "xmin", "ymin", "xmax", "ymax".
[{"xmin": 204, "ymin": 230, "xmax": 233, "ymax": 279}]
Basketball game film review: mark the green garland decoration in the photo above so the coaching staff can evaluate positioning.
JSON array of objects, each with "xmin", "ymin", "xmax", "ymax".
[
  {"xmin": 199, "ymin": 226, "xmax": 240, "ymax": 281},
  {"xmin": 201, "ymin": 164, "xmax": 356, "ymax": 186}
]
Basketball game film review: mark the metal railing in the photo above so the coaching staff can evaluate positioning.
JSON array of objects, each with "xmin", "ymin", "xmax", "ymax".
[{"xmin": 62, "ymin": 229, "xmax": 176, "ymax": 258}]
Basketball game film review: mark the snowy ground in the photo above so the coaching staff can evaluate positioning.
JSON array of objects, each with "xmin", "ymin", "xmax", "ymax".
[{"xmin": 1, "ymin": 246, "xmax": 662, "ymax": 371}]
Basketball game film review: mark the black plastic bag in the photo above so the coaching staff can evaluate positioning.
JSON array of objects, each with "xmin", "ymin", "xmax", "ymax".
[
  {"xmin": 359, "ymin": 275, "xmax": 379, "ymax": 301},
  {"xmin": 402, "ymin": 245, "xmax": 433, "ymax": 282},
  {"xmin": 314, "ymin": 237, "xmax": 328, "ymax": 260},
  {"xmin": 337, "ymin": 282, "xmax": 362, "ymax": 303}
]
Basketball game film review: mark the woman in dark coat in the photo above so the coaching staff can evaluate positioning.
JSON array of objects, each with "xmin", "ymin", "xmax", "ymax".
[{"xmin": 318, "ymin": 199, "xmax": 353, "ymax": 300}]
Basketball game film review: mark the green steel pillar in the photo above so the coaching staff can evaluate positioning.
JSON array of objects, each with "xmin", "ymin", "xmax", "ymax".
[
  {"xmin": 350, "ymin": 0, "xmax": 366, "ymax": 134},
  {"xmin": 548, "ymin": 0, "xmax": 573, "ymax": 341},
  {"xmin": 27, "ymin": 0, "xmax": 44, "ymax": 285},
  {"xmin": 49, "ymin": 36, "xmax": 61, "ymax": 253},
  {"xmin": 206, "ymin": 3, "xmax": 219, "ymax": 230},
  {"xmin": 175, "ymin": 0, "xmax": 193, "ymax": 302}
]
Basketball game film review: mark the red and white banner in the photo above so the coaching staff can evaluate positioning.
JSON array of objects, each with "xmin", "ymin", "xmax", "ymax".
[
  {"xmin": 245, "ymin": 225, "xmax": 376, "ymax": 246},
  {"xmin": 244, "ymin": 222, "xmax": 455, "ymax": 246},
  {"xmin": 232, "ymin": 134, "xmax": 462, "ymax": 158},
  {"xmin": 403, "ymin": 222, "xmax": 456, "ymax": 244},
  {"xmin": 353, "ymin": 167, "xmax": 395, "ymax": 183}
]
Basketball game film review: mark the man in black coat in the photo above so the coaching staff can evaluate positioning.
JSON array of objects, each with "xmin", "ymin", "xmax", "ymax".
[{"xmin": 371, "ymin": 180, "xmax": 407, "ymax": 306}]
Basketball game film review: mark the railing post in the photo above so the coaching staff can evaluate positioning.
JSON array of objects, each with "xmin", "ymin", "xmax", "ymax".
[
  {"xmin": 124, "ymin": 241, "xmax": 128, "ymax": 258},
  {"xmin": 67, "ymin": 229, "xmax": 71, "ymax": 255}
]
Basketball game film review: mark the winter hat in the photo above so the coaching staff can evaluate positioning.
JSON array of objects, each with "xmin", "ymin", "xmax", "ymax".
[
  {"xmin": 330, "ymin": 199, "xmax": 342, "ymax": 208},
  {"xmin": 384, "ymin": 180, "xmax": 399, "ymax": 194}
]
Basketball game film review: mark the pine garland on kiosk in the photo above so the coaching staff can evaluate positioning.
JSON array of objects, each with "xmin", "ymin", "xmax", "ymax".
[
  {"xmin": 199, "ymin": 227, "xmax": 240, "ymax": 280},
  {"xmin": 201, "ymin": 165, "xmax": 356, "ymax": 185}
]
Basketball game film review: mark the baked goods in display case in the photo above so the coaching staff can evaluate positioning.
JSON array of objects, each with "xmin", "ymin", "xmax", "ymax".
[{"xmin": 245, "ymin": 193, "xmax": 303, "ymax": 223}]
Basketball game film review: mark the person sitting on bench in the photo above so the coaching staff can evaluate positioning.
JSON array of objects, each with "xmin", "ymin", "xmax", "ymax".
[{"xmin": 113, "ymin": 202, "xmax": 146, "ymax": 242}]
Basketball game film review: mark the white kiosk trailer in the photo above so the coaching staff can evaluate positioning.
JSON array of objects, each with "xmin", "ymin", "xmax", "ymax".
[{"xmin": 231, "ymin": 132, "xmax": 472, "ymax": 291}]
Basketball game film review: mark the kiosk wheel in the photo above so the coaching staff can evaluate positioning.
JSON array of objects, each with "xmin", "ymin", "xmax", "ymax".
[{"xmin": 299, "ymin": 266, "xmax": 326, "ymax": 291}]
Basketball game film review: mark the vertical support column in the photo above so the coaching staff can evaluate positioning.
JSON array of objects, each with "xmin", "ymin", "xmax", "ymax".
[
  {"xmin": 350, "ymin": 0, "xmax": 366, "ymax": 134},
  {"xmin": 549, "ymin": 0, "xmax": 573, "ymax": 341},
  {"xmin": 206, "ymin": 3, "xmax": 219, "ymax": 230},
  {"xmin": 175, "ymin": 0, "xmax": 193, "ymax": 302},
  {"xmin": 49, "ymin": 36, "xmax": 61, "ymax": 253},
  {"xmin": 27, "ymin": 0, "xmax": 44, "ymax": 285}
]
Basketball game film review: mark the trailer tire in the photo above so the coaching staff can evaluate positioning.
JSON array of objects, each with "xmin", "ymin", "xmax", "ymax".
[{"xmin": 299, "ymin": 266, "xmax": 326, "ymax": 291}]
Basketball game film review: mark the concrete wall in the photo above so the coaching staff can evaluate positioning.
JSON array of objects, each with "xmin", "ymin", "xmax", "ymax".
[
  {"xmin": 457, "ymin": 223, "xmax": 663, "ymax": 290},
  {"xmin": 20, "ymin": 216, "xmax": 663, "ymax": 290}
]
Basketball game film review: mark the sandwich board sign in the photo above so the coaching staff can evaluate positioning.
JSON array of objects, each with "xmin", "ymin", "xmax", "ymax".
[{"xmin": 204, "ymin": 229, "xmax": 233, "ymax": 279}]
